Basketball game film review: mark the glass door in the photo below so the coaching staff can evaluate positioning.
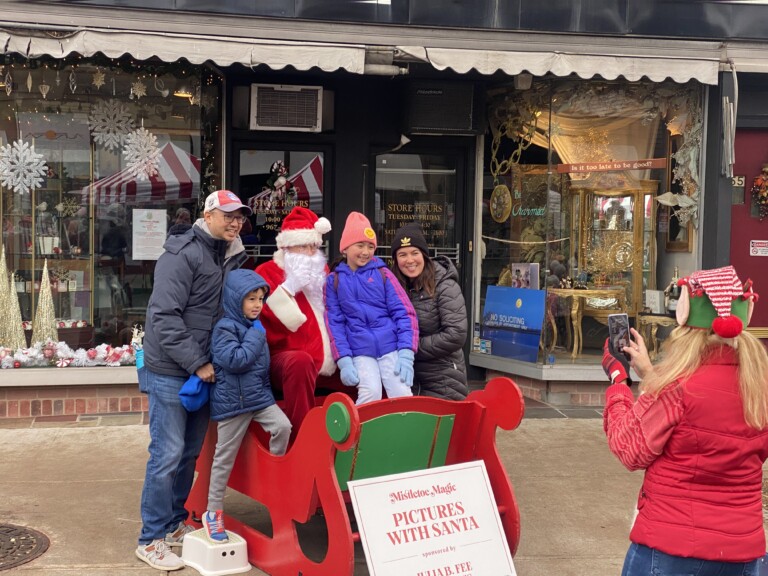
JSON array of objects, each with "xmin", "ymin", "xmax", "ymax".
[
  {"xmin": 372, "ymin": 152, "xmax": 462, "ymax": 268},
  {"xmin": 234, "ymin": 145, "xmax": 329, "ymax": 268}
]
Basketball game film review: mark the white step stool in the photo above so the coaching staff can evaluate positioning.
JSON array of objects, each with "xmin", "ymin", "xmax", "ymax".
[{"xmin": 181, "ymin": 528, "xmax": 251, "ymax": 576}]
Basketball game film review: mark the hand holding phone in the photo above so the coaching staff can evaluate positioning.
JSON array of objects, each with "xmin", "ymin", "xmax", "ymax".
[{"xmin": 607, "ymin": 313, "xmax": 631, "ymax": 361}]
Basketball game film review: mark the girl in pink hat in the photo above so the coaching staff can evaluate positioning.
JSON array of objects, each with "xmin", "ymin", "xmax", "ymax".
[{"xmin": 325, "ymin": 211, "xmax": 418, "ymax": 405}]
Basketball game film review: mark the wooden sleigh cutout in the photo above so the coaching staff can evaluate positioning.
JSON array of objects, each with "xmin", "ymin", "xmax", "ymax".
[{"xmin": 185, "ymin": 376, "xmax": 525, "ymax": 576}]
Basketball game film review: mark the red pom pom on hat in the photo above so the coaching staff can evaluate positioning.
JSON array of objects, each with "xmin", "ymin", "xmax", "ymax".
[{"xmin": 712, "ymin": 315, "xmax": 744, "ymax": 338}]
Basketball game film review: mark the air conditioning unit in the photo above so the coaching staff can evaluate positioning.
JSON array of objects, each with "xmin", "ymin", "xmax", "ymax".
[
  {"xmin": 404, "ymin": 81, "xmax": 485, "ymax": 136},
  {"xmin": 249, "ymin": 84, "xmax": 334, "ymax": 132}
]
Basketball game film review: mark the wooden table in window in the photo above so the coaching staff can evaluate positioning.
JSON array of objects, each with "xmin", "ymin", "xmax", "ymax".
[
  {"xmin": 637, "ymin": 313, "xmax": 678, "ymax": 360},
  {"xmin": 548, "ymin": 288, "xmax": 627, "ymax": 358}
]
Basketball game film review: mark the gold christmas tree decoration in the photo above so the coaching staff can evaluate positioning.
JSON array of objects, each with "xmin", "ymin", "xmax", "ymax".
[
  {"xmin": 585, "ymin": 230, "xmax": 634, "ymax": 286},
  {"xmin": 6, "ymin": 271, "xmax": 27, "ymax": 351},
  {"xmin": 31, "ymin": 259, "xmax": 59, "ymax": 346},
  {"xmin": 0, "ymin": 249, "xmax": 9, "ymax": 347}
]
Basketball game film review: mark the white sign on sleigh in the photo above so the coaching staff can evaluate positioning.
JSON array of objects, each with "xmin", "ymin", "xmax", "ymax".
[{"xmin": 348, "ymin": 461, "xmax": 517, "ymax": 576}]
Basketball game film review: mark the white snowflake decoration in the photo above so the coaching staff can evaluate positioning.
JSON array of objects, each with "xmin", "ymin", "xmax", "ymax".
[
  {"xmin": 0, "ymin": 139, "xmax": 47, "ymax": 194},
  {"xmin": 123, "ymin": 127, "xmax": 160, "ymax": 181},
  {"xmin": 88, "ymin": 99, "xmax": 135, "ymax": 151}
]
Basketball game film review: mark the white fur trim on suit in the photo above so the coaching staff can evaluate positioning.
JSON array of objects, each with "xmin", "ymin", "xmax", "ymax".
[
  {"xmin": 267, "ymin": 286, "xmax": 307, "ymax": 332},
  {"xmin": 310, "ymin": 304, "xmax": 336, "ymax": 376}
]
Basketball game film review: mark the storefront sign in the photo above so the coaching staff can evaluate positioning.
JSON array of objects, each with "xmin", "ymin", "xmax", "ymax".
[
  {"xmin": 481, "ymin": 286, "xmax": 545, "ymax": 362},
  {"xmin": 348, "ymin": 461, "xmax": 517, "ymax": 576},
  {"xmin": 749, "ymin": 240, "xmax": 768, "ymax": 257},
  {"xmin": 132, "ymin": 209, "xmax": 167, "ymax": 260},
  {"xmin": 556, "ymin": 158, "xmax": 667, "ymax": 173},
  {"xmin": 385, "ymin": 200, "xmax": 448, "ymax": 247}
]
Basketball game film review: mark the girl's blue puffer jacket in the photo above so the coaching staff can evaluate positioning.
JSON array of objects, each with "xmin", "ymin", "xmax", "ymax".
[
  {"xmin": 325, "ymin": 257, "xmax": 418, "ymax": 360},
  {"xmin": 210, "ymin": 269, "xmax": 274, "ymax": 421}
]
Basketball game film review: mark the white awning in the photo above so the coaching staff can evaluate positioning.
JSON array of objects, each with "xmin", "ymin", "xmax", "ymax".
[
  {"xmin": 0, "ymin": 29, "xmax": 367, "ymax": 73},
  {"xmin": 722, "ymin": 42, "xmax": 768, "ymax": 74},
  {"xmin": 397, "ymin": 45, "xmax": 721, "ymax": 85}
]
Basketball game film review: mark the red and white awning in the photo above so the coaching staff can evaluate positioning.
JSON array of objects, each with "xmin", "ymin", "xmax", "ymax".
[
  {"xmin": 248, "ymin": 155, "xmax": 323, "ymax": 214},
  {"xmin": 83, "ymin": 142, "xmax": 200, "ymax": 206}
]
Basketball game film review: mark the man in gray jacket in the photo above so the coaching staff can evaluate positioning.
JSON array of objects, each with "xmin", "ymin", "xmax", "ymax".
[{"xmin": 135, "ymin": 190, "xmax": 250, "ymax": 571}]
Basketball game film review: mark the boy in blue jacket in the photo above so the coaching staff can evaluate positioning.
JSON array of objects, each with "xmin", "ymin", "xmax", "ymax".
[
  {"xmin": 325, "ymin": 212, "xmax": 418, "ymax": 405},
  {"xmin": 205, "ymin": 269, "xmax": 291, "ymax": 542}
]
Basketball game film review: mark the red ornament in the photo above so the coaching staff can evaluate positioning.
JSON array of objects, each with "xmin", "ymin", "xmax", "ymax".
[
  {"xmin": 43, "ymin": 347, "xmax": 55, "ymax": 359},
  {"xmin": 13, "ymin": 361, "xmax": 20, "ymax": 368},
  {"xmin": 87, "ymin": 348, "xmax": 98, "ymax": 359}
]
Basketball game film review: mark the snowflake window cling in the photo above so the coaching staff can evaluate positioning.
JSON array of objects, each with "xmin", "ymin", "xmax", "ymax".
[
  {"xmin": 88, "ymin": 99, "xmax": 135, "ymax": 151},
  {"xmin": 123, "ymin": 122, "xmax": 160, "ymax": 182},
  {"xmin": 0, "ymin": 139, "xmax": 48, "ymax": 194}
]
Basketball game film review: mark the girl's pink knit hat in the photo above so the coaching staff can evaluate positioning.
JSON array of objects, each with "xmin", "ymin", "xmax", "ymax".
[{"xmin": 339, "ymin": 212, "xmax": 377, "ymax": 252}]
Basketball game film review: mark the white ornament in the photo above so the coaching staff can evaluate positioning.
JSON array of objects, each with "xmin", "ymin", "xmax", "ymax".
[
  {"xmin": 123, "ymin": 127, "xmax": 160, "ymax": 181},
  {"xmin": 0, "ymin": 139, "xmax": 48, "ymax": 194},
  {"xmin": 88, "ymin": 99, "xmax": 135, "ymax": 151}
]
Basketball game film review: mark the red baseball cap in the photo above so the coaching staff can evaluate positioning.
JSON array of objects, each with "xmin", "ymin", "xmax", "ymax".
[{"xmin": 203, "ymin": 190, "xmax": 252, "ymax": 216}]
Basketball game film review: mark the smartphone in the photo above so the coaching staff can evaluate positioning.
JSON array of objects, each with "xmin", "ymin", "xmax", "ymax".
[{"xmin": 607, "ymin": 313, "xmax": 631, "ymax": 360}]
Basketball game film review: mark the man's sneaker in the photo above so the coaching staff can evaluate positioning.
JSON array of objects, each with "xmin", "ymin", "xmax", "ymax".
[
  {"xmin": 135, "ymin": 539, "xmax": 184, "ymax": 571},
  {"xmin": 165, "ymin": 521, "xmax": 195, "ymax": 549},
  {"xmin": 202, "ymin": 510, "xmax": 229, "ymax": 542}
]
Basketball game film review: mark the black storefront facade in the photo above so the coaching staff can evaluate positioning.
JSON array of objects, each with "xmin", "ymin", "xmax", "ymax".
[{"xmin": 0, "ymin": 1, "xmax": 764, "ymax": 418}]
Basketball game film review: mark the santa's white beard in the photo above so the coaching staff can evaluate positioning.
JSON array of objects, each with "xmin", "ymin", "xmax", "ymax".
[{"xmin": 283, "ymin": 249, "xmax": 327, "ymax": 310}]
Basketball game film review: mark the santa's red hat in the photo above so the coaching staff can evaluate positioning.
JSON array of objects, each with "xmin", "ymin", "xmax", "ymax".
[{"xmin": 275, "ymin": 206, "xmax": 332, "ymax": 248}]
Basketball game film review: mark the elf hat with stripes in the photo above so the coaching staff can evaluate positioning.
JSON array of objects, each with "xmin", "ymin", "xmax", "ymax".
[{"xmin": 676, "ymin": 265, "xmax": 758, "ymax": 338}]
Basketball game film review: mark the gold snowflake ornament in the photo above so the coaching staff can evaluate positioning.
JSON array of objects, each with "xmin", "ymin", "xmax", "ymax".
[
  {"xmin": 131, "ymin": 80, "xmax": 147, "ymax": 99},
  {"xmin": 92, "ymin": 70, "xmax": 106, "ymax": 89}
]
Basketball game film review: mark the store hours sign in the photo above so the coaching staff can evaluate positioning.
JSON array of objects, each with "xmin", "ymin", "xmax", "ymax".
[{"xmin": 348, "ymin": 461, "xmax": 517, "ymax": 576}]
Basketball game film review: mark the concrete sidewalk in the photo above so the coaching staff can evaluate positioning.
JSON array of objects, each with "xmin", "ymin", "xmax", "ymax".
[{"xmin": 0, "ymin": 418, "xmax": 644, "ymax": 575}]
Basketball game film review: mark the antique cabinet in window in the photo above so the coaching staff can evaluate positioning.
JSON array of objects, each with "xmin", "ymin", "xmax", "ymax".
[{"xmin": 570, "ymin": 176, "xmax": 657, "ymax": 317}]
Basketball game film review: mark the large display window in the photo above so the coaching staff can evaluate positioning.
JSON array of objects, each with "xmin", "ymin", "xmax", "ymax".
[
  {"xmin": 0, "ymin": 55, "xmax": 222, "ymax": 366},
  {"xmin": 475, "ymin": 78, "xmax": 703, "ymax": 365}
]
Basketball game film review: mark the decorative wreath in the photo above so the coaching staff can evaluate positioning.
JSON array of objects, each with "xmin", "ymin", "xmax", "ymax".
[{"xmin": 751, "ymin": 166, "xmax": 768, "ymax": 221}]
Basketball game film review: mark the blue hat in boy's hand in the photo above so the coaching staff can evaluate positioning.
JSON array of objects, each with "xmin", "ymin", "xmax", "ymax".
[{"xmin": 178, "ymin": 375, "xmax": 210, "ymax": 412}]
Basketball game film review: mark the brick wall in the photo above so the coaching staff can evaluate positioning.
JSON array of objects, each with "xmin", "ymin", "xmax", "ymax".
[{"xmin": 0, "ymin": 385, "xmax": 148, "ymax": 419}]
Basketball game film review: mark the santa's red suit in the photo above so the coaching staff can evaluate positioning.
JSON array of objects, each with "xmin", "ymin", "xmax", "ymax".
[{"xmin": 255, "ymin": 206, "xmax": 337, "ymax": 432}]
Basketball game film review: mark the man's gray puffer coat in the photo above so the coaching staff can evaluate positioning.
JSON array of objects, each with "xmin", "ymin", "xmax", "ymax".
[{"xmin": 407, "ymin": 256, "xmax": 469, "ymax": 400}]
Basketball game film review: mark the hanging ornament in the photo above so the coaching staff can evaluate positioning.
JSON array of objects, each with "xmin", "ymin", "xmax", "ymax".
[
  {"xmin": 4, "ymin": 69, "xmax": 12, "ymax": 96},
  {"xmin": 92, "ymin": 69, "xmax": 106, "ymax": 90},
  {"xmin": 153, "ymin": 77, "xmax": 169, "ymax": 98},
  {"xmin": 88, "ymin": 99, "xmax": 135, "ymax": 151},
  {"xmin": 123, "ymin": 126, "xmax": 160, "ymax": 182},
  {"xmin": 26, "ymin": 71, "xmax": 32, "ymax": 93},
  {"xmin": 131, "ymin": 79, "xmax": 147, "ymax": 100},
  {"xmin": 55, "ymin": 69, "xmax": 61, "ymax": 86},
  {"xmin": 69, "ymin": 69, "xmax": 77, "ymax": 94},
  {"xmin": 0, "ymin": 139, "xmax": 48, "ymax": 194},
  {"xmin": 39, "ymin": 81, "xmax": 50, "ymax": 99}
]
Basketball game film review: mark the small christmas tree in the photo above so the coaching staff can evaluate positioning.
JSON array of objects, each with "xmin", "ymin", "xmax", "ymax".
[
  {"xmin": 6, "ymin": 271, "xmax": 27, "ymax": 351},
  {"xmin": 31, "ymin": 259, "xmax": 58, "ymax": 346}
]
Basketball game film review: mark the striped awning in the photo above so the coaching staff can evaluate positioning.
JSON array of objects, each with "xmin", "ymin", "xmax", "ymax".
[{"xmin": 83, "ymin": 142, "xmax": 200, "ymax": 206}]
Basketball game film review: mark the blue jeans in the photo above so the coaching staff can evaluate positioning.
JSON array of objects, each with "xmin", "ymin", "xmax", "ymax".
[
  {"xmin": 138, "ymin": 369, "xmax": 210, "ymax": 544},
  {"xmin": 622, "ymin": 543, "xmax": 762, "ymax": 576}
]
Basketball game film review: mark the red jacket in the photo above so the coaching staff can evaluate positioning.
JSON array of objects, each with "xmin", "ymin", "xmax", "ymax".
[
  {"xmin": 611, "ymin": 346, "xmax": 768, "ymax": 562},
  {"xmin": 255, "ymin": 258, "xmax": 335, "ymax": 376}
]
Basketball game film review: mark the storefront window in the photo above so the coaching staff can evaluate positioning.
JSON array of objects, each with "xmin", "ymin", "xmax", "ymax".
[
  {"xmin": 476, "ymin": 78, "xmax": 703, "ymax": 365},
  {"xmin": 0, "ymin": 56, "xmax": 222, "ymax": 362}
]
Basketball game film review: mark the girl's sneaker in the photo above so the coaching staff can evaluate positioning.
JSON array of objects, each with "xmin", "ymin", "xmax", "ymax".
[{"xmin": 203, "ymin": 510, "xmax": 228, "ymax": 542}]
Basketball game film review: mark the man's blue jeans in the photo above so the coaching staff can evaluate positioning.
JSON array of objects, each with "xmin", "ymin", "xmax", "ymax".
[
  {"xmin": 138, "ymin": 369, "xmax": 210, "ymax": 544},
  {"xmin": 622, "ymin": 543, "xmax": 761, "ymax": 576}
]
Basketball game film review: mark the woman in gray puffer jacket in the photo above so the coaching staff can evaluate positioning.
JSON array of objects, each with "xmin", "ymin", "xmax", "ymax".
[{"xmin": 391, "ymin": 223, "xmax": 469, "ymax": 400}]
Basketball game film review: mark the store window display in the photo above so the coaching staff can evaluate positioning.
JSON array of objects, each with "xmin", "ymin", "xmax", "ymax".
[
  {"xmin": 0, "ymin": 55, "xmax": 222, "ymax": 365},
  {"xmin": 477, "ymin": 78, "xmax": 704, "ymax": 365}
]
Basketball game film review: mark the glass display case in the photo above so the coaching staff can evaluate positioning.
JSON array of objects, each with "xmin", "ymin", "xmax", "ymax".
[
  {"xmin": 569, "ymin": 175, "xmax": 657, "ymax": 316},
  {"xmin": 3, "ymin": 167, "xmax": 94, "ymax": 349}
]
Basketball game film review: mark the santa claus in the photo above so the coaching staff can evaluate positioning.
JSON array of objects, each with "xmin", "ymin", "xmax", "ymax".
[{"xmin": 255, "ymin": 206, "xmax": 337, "ymax": 431}]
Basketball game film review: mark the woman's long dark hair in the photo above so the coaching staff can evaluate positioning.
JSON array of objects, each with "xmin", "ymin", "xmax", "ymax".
[{"xmin": 392, "ymin": 250, "xmax": 436, "ymax": 297}]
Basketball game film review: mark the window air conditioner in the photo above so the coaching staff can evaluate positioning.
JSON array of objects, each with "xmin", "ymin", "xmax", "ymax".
[{"xmin": 249, "ymin": 84, "xmax": 333, "ymax": 133}]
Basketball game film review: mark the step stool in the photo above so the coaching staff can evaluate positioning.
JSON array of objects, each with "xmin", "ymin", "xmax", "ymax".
[{"xmin": 181, "ymin": 528, "xmax": 250, "ymax": 576}]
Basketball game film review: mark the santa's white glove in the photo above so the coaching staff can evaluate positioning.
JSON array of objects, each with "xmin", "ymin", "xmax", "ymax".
[{"xmin": 282, "ymin": 251, "xmax": 313, "ymax": 295}]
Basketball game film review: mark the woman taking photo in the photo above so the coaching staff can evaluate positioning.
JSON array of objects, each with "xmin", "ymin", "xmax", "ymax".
[
  {"xmin": 601, "ymin": 265, "xmax": 768, "ymax": 576},
  {"xmin": 390, "ymin": 223, "xmax": 468, "ymax": 400}
]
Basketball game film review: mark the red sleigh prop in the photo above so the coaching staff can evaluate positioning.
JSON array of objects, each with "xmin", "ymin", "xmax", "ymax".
[{"xmin": 185, "ymin": 376, "xmax": 525, "ymax": 576}]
